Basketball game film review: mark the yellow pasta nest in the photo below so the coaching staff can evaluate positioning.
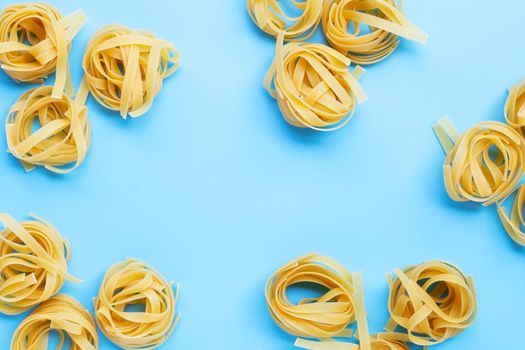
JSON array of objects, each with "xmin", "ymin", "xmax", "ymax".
[
  {"xmin": 369, "ymin": 334, "xmax": 410, "ymax": 350},
  {"xmin": 322, "ymin": 0, "xmax": 427, "ymax": 65},
  {"xmin": 386, "ymin": 261, "xmax": 477, "ymax": 347},
  {"xmin": 265, "ymin": 32, "xmax": 367, "ymax": 131},
  {"xmin": 295, "ymin": 333, "xmax": 409, "ymax": 350},
  {"xmin": 246, "ymin": 0, "xmax": 323, "ymax": 41},
  {"xmin": 0, "ymin": 3, "xmax": 86, "ymax": 98},
  {"xmin": 497, "ymin": 184, "xmax": 525, "ymax": 246},
  {"xmin": 504, "ymin": 78, "xmax": 525, "ymax": 136},
  {"xmin": 11, "ymin": 294, "xmax": 98, "ymax": 349},
  {"xmin": 0, "ymin": 213, "xmax": 80, "ymax": 315},
  {"xmin": 265, "ymin": 253, "xmax": 357, "ymax": 338},
  {"xmin": 83, "ymin": 25, "xmax": 180, "ymax": 119},
  {"xmin": 6, "ymin": 85, "xmax": 91, "ymax": 174},
  {"xmin": 95, "ymin": 259, "xmax": 180, "ymax": 349}
]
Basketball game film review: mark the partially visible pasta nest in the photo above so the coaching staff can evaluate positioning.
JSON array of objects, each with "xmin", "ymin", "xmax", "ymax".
[
  {"xmin": 6, "ymin": 85, "xmax": 90, "ymax": 174},
  {"xmin": 247, "ymin": 0, "xmax": 323, "ymax": 41},
  {"xmin": 369, "ymin": 333, "xmax": 410, "ymax": 350},
  {"xmin": 83, "ymin": 24, "xmax": 180, "ymax": 119},
  {"xmin": 504, "ymin": 78, "xmax": 525, "ymax": 136},
  {"xmin": 11, "ymin": 294, "xmax": 98, "ymax": 350},
  {"xmin": 0, "ymin": 213, "xmax": 80, "ymax": 315},
  {"xmin": 386, "ymin": 261, "xmax": 477, "ymax": 347},
  {"xmin": 497, "ymin": 183, "xmax": 525, "ymax": 246},
  {"xmin": 322, "ymin": 0, "xmax": 427, "ymax": 65},
  {"xmin": 94, "ymin": 259, "xmax": 179, "ymax": 350},
  {"xmin": 0, "ymin": 3, "xmax": 86, "ymax": 98},
  {"xmin": 265, "ymin": 32, "xmax": 367, "ymax": 131}
]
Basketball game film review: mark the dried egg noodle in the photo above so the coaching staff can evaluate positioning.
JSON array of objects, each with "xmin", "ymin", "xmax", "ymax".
[
  {"xmin": 295, "ymin": 333, "xmax": 409, "ymax": 350},
  {"xmin": 386, "ymin": 261, "xmax": 477, "ymax": 347},
  {"xmin": 0, "ymin": 3, "xmax": 86, "ymax": 98},
  {"xmin": 265, "ymin": 32, "xmax": 367, "ymax": 131},
  {"xmin": 11, "ymin": 294, "xmax": 98, "ymax": 350},
  {"xmin": 94, "ymin": 259, "xmax": 180, "ymax": 350},
  {"xmin": 497, "ymin": 184, "xmax": 525, "ymax": 246},
  {"xmin": 82, "ymin": 25, "xmax": 180, "ymax": 119},
  {"xmin": 433, "ymin": 117, "xmax": 525, "ymax": 206},
  {"xmin": 6, "ymin": 83, "xmax": 91, "ymax": 174},
  {"xmin": 504, "ymin": 78, "xmax": 525, "ymax": 136},
  {"xmin": 247, "ymin": 0, "xmax": 323, "ymax": 41},
  {"xmin": 0, "ymin": 213, "xmax": 80, "ymax": 315}
]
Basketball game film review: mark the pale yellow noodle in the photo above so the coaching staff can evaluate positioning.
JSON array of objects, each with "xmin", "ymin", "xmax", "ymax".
[
  {"xmin": 504, "ymin": 78, "xmax": 525, "ymax": 136},
  {"xmin": 294, "ymin": 333, "xmax": 409, "ymax": 350},
  {"xmin": 497, "ymin": 184, "xmax": 525, "ymax": 246}
]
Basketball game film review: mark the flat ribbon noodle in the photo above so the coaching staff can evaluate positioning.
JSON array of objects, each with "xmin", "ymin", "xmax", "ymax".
[
  {"xmin": 504, "ymin": 78, "xmax": 525, "ymax": 137},
  {"xmin": 294, "ymin": 333, "xmax": 409, "ymax": 350},
  {"xmin": 322, "ymin": 0, "xmax": 427, "ymax": 65},
  {"xmin": 82, "ymin": 25, "xmax": 180, "ymax": 119},
  {"xmin": 94, "ymin": 259, "xmax": 180, "ymax": 350},
  {"xmin": 0, "ymin": 213, "xmax": 80, "ymax": 315},
  {"xmin": 11, "ymin": 294, "xmax": 98, "ymax": 350},
  {"xmin": 497, "ymin": 184, "xmax": 525, "ymax": 246},
  {"xmin": 265, "ymin": 31, "xmax": 367, "ymax": 131}
]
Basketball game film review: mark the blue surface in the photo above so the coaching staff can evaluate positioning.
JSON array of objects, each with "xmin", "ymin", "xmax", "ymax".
[{"xmin": 0, "ymin": 0, "xmax": 524, "ymax": 349}]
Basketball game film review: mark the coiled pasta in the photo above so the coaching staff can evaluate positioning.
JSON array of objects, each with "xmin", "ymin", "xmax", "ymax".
[
  {"xmin": 295, "ymin": 333, "xmax": 409, "ymax": 350},
  {"xmin": 322, "ymin": 0, "xmax": 427, "ymax": 65},
  {"xmin": 0, "ymin": 3, "xmax": 86, "ymax": 98},
  {"xmin": 497, "ymin": 184, "xmax": 525, "ymax": 246},
  {"xmin": 386, "ymin": 261, "xmax": 477, "ymax": 347},
  {"xmin": 504, "ymin": 78, "xmax": 525, "ymax": 136},
  {"xmin": 82, "ymin": 25, "xmax": 180, "ymax": 119},
  {"xmin": 265, "ymin": 32, "xmax": 367, "ymax": 131},
  {"xmin": 247, "ymin": 0, "xmax": 323, "ymax": 41},
  {"xmin": 0, "ymin": 213, "xmax": 80, "ymax": 315},
  {"xmin": 6, "ymin": 84, "xmax": 91, "ymax": 173},
  {"xmin": 11, "ymin": 294, "xmax": 98, "ymax": 350},
  {"xmin": 94, "ymin": 259, "xmax": 179, "ymax": 350}
]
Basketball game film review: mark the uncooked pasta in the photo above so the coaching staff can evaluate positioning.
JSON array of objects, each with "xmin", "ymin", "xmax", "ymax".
[
  {"xmin": 497, "ymin": 184, "xmax": 525, "ymax": 246},
  {"xmin": 295, "ymin": 333, "xmax": 409, "ymax": 350},
  {"xmin": 504, "ymin": 78, "xmax": 525, "ymax": 136}
]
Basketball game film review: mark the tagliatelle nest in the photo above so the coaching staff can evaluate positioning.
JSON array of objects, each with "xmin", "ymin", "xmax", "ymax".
[
  {"xmin": 11, "ymin": 294, "xmax": 98, "ymax": 349},
  {"xmin": 295, "ymin": 332, "xmax": 410, "ymax": 350},
  {"xmin": 94, "ymin": 259, "xmax": 180, "ymax": 350},
  {"xmin": 0, "ymin": 213, "xmax": 80, "ymax": 315},
  {"xmin": 497, "ymin": 184, "xmax": 525, "ymax": 246},
  {"xmin": 265, "ymin": 32, "xmax": 367, "ymax": 131},
  {"xmin": 386, "ymin": 261, "xmax": 477, "ymax": 347},
  {"xmin": 83, "ymin": 25, "xmax": 180, "ymax": 119},
  {"xmin": 504, "ymin": 78, "xmax": 525, "ymax": 136}
]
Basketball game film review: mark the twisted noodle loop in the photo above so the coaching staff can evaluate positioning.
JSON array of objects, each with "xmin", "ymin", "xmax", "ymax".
[
  {"xmin": 386, "ymin": 261, "xmax": 477, "ymax": 347},
  {"xmin": 497, "ymin": 184, "xmax": 525, "ymax": 246},
  {"xmin": 95, "ymin": 259, "xmax": 179, "ymax": 350},
  {"xmin": 433, "ymin": 118, "xmax": 525, "ymax": 206},
  {"xmin": 0, "ymin": 3, "xmax": 86, "ymax": 98},
  {"xmin": 322, "ymin": 0, "xmax": 427, "ymax": 65},
  {"xmin": 11, "ymin": 294, "xmax": 98, "ymax": 350},
  {"xmin": 504, "ymin": 78, "xmax": 525, "ymax": 136},
  {"xmin": 265, "ymin": 32, "xmax": 367, "ymax": 131},
  {"xmin": 0, "ymin": 213, "xmax": 80, "ymax": 315},
  {"xmin": 83, "ymin": 25, "xmax": 180, "ymax": 119},
  {"xmin": 6, "ymin": 85, "xmax": 91, "ymax": 174},
  {"xmin": 265, "ymin": 253, "xmax": 357, "ymax": 338},
  {"xmin": 247, "ymin": 0, "xmax": 323, "ymax": 41}
]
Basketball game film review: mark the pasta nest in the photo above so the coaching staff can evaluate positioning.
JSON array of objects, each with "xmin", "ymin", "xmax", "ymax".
[
  {"xmin": 0, "ymin": 213, "xmax": 80, "ymax": 315},
  {"xmin": 265, "ymin": 253, "xmax": 357, "ymax": 338},
  {"xmin": 82, "ymin": 25, "xmax": 180, "ymax": 119},
  {"xmin": 6, "ymin": 85, "xmax": 91, "ymax": 174},
  {"xmin": 369, "ymin": 333, "xmax": 410, "ymax": 350},
  {"xmin": 11, "ymin": 294, "xmax": 98, "ymax": 350},
  {"xmin": 94, "ymin": 259, "xmax": 179, "ymax": 350},
  {"xmin": 386, "ymin": 261, "xmax": 477, "ymax": 347},
  {"xmin": 504, "ymin": 78, "xmax": 525, "ymax": 136},
  {"xmin": 295, "ymin": 333, "xmax": 410, "ymax": 350},
  {"xmin": 247, "ymin": 0, "xmax": 323, "ymax": 41},
  {"xmin": 0, "ymin": 3, "xmax": 86, "ymax": 98},
  {"xmin": 497, "ymin": 183, "xmax": 525, "ymax": 246},
  {"xmin": 322, "ymin": 0, "xmax": 427, "ymax": 65},
  {"xmin": 265, "ymin": 32, "xmax": 367, "ymax": 131}
]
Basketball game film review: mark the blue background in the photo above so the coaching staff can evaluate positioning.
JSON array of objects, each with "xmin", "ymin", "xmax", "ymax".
[{"xmin": 0, "ymin": 0, "xmax": 524, "ymax": 348}]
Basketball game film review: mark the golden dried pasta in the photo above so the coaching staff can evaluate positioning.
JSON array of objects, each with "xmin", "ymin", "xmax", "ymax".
[
  {"xmin": 247, "ymin": 0, "xmax": 323, "ymax": 41},
  {"xmin": 497, "ymin": 184, "xmax": 525, "ymax": 246},
  {"xmin": 265, "ymin": 253, "xmax": 357, "ymax": 338},
  {"xmin": 433, "ymin": 117, "xmax": 525, "ymax": 206},
  {"xmin": 504, "ymin": 78, "xmax": 525, "ymax": 136},
  {"xmin": 265, "ymin": 32, "xmax": 367, "ymax": 131},
  {"xmin": 295, "ymin": 333, "xmax": 409, "ymax": 350},
  {"xmin": 6, "ymin": 84, "xmax": 91, "ymax": 174},
  {"xmin": 0, "ymin": 3, "xmax": 86, "ymax": 98},
  {"xmin": 82, "ymin": 25, "xmax": 180, "ymax": 119},
  {"xmin": 0, "ymin": 213, "xmax": 80, "ymax": 315},
  {"xmin": 11, "ymin": 294, "xmax": 98, "ymax": 350},
  {"xmin": 386, "ymin": 261, "xmax": 477, "ymax": 347},
  {"xmin": 322, "ymin": 0, "xmax": 428, "ymax": 65},
  {"xmin": 94, "ymin": 259, "xmax": 180, "ymax": 350}
]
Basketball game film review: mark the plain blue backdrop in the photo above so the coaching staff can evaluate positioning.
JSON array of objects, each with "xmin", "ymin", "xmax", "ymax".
[{"xmin": 0, "ymin": 0, "xmax": 524, "ymax": 348}]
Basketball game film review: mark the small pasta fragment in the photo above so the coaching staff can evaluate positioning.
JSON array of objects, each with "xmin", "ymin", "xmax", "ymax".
[
  {"xmin": 386, "ymin": 261, "xmax": 477, "ymax": 347},
  {"xmin": 322, "ymin": 0, "xmax": 427, "ymax": 65},
  {"xmin": 497, "ymin": 184, "xmax": 525, "ymax": 246},
  {"xmin": 246, "ymin": 0, "xmax": 323, "ymax": 41},
  {"xmin": 11, "ymin": 294, "xmax": 98, "ymax": 350},
  {"xmin": 0, "ymin": 3, "xmax": 86, "ymax": 98},
  {"xmin": 94, "ymin": 259, "xmax": 179, "ymax": 350},
  {"xmin": 265, "ymin": 32, "xmax": 366, "ymax": 131},
  {"xmin": 83, "ymin": 25, "xmax": 180, "ymax": 119},
  {"xmin": 0, "ymin": 213, "xmax": 80, "ymax": 315},
  {"xmin": 504, "ymin": 78, "xmax": 525, "ymax": 136}
]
